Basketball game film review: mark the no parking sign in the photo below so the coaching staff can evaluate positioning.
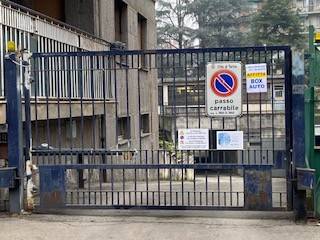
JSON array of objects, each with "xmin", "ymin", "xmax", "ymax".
[{"xmin": 206, "ymin": 62, "xmax": 242, "ymax": 117}]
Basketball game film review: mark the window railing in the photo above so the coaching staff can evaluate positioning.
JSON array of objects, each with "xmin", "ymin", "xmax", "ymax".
[{"xmin": 0, "ymin": 0, "xmax": 110, "ymax": 98}]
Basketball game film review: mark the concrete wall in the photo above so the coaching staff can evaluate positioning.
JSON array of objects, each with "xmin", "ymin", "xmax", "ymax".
[{"xmin": 0, "ymin": 0, "xmax": 158, "ymax": 151}]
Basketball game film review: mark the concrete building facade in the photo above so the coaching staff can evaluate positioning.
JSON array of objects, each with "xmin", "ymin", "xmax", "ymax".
[{"xmin": 0, "ymin": 0, "xmax": 158, "ymax": 210}]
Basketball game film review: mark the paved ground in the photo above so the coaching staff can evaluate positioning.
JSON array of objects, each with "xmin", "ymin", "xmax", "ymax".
[{"xmin": 0, "ymin": 212, "xmax": 319, "ymax": 240}]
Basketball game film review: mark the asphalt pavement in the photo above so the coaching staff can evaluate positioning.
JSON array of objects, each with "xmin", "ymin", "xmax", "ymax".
[{"xmin": 0, "ymin": 211, "xmax": 319, "ymax": 240}]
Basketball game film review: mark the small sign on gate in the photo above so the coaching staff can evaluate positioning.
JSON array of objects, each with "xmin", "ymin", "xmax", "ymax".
[
  {"xmin": 206, "ymin": 62, "xmax": 242, "ymax": 117},
  {"xmin": 178, "ymin": 129, "xmax": 209, "ymax": 150},
  {"xmin": 245, "ymin": 63, "xmax": 268, "ymax": 93},
  {"xmin": 216, "ymin": 131, "xmax": 244, "ymax": 150}
]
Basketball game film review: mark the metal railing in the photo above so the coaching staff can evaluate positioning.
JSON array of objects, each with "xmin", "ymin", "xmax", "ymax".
[{"xmin": 0, "ymin": 0, "xmax": 110, "ymax": 97}]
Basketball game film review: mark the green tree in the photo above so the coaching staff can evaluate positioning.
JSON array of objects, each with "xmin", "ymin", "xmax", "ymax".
[
  {"xmin": 188, "ymin": 0, "xmax": 246, "ymax": 48},
  {"xmin": 251, "ymin": 0, "xmax": 304, "ymax": 48},
  {"xmin": 156, "ymin": 0, "xmax": 193, "ymax": 48}
]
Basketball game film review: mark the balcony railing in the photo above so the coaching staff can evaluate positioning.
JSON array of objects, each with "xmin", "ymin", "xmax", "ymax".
[{"xmin": 0, "ymin": 0, "xmax": 110, "ymax": 97}]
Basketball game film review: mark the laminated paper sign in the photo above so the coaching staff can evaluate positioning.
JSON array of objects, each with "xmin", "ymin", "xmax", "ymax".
[
  {"xmin": 216, "ymin": 131, "xmax": 243, "ymax": 150},
  {"xmin": 178, "ymin": 129, "xmax": 209, "ymax": 150},
  {"xmin": 245, "ymin": 63, "xmax": 268, "ymax": 93}
]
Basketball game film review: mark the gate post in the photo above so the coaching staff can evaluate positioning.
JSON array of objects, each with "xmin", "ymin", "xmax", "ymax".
[
  {"xmin": 291, "ymin": 50, "xmax": 307, "ymax": 220},
  {"xmin": 5, "ymin": 53, "xmax": 24, "ymax": 213}
]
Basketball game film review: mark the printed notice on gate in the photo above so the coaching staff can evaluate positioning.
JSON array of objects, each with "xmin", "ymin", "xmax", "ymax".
[
  {"xmin": 178, "ymin": 129, "xmax": 209, "ymax": 150},
  {"xmin": 245, "ymin": 63, "xmax": 267, "ymax": 93},
  {"xmin": 206, "ymin": 62, "xmax": 242, "ymax": 117},
  {"xmin": 216, "ymin": 131, "xmax": 243, "ymax": 150}
]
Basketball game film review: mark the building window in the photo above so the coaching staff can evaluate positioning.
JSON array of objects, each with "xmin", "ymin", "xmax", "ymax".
[
  {"xmin": 117, "ymin": 116, "xmax": 130, "ymax": 140},
  {"xmin": 114, "ymin": 0, "xmax": 128, "ymax": 45},
  {"xmin": 168, "ymin": 84, "xmax": 205, "ymax": 106},
  {"xmin": 140, "ymin": 114, "xmax": 150, "ymax": 134},
  {"xmin": 274, "ymin": 85, "xmax": 284, "ymax": 101},
  {"xmin": 138, "ymin": 13, "xmax": 147, "ymax": 67},
  {"xmin": 0, "ymin": 132, "xmax": 7, "ymax": 143}
]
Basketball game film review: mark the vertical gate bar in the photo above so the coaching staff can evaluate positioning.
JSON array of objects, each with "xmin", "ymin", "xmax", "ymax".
[
  {"xmin": 125, "ymin": 55, "xmax": 130, "ymax": 145},
  {"xmin": 184, "ymin": 52, "xmax": 188, "ymax": 128},
  {"xmin": 44, "ymin": 57, "xmax": 50, "ymax": 149},
  {"xmin": 134, "ymin": 162, "xmax": 137, "ymax": 205},
  {"xmin": 88, "ymin": 167, "xmax": 91, "ymax": 205},
  {"xmin": 234, "ymin": 50, "xmax": 238, "ymax": 130},
  {"xmin": 157, "ymin": 150, "xmax": 161, "ymax": 206},
  {"xmin": 181, "ymin": 150, "xmax": 184, "ymax": 206},
  {"xmin": 106, "ymin": 191, "xmax": 108, "ymax": 206},
  {"xmin": 146, "ymin": 150, "xmax": 149, "ymax": 206},
  {"xmin": 111, "ymin": 154, "xmax": 114, "ymax": 205},
  {"xmin": 193, "ymin": 150, "xmax": 196, "ymax": 206},
  {"xmin": 57, "ymin": 56, "xmax": 62, "ymax": 163},
  {"xmin": 5, "ymin": 53, "xmax": 24, "ymax": 213},
  {"xmin": 169, "ymin": 150, "xmax": 172, "ymax": 206},
  {"xmin": 218, "ymin": 171, "xmax": 220, "ymax": 206},
  {"xmin": 138, "ymin": 54, "xmax": 142, "ymax": 150},
  {"xmin": 271, "ymin": 50, "xmax": 275, "ymax": 165},
  {"xmin": 259, "ymin": 51, "xmax": 263, "ymax": 164},
  {"xmin": 164, "ymin": 192, "xmax": 167, "ymax": 206},
  {"xmin": 160, "ymin": 53, "xmax": 165, "ymax": 148},
  {"xmin": 23, "ymin": 59, "xmax": 31, "ymax": 166},
  {"xmin": 176, "ymin": 191, "xmax": 178, "ymax": 206},
  {"xmin": 78, "ymin": 154, "xmax": 84, "ymax": 188},
  {"xmin": 123, "ymin": 168, "xmax": 125, "ymax": 205},
  {"xmin": 102, "ymin": 56, "xmax": 107, "ymax": 151},
  {"xmin": 291, "ymin": 50, "xmax": 306, "ymax": 218},
  {"xmin": 284, "ymin": 48, "xmax": 293, "ymax": 211},
  {"xmin": 67, "ymin": 56, "xmax": 73, "ymax": 149},
  {"xmin": 252, "ymin": 50, "xmax": 256, "ymax": 165},
  {"xmin": 246, "ymin": 50, "xmax": 250, "ymax": 164},
  {"xmin": 197, "ymin": 52, "xmax": 201, "ymax": 129},
  {"xmin": 99, "ymin": 159, "xmax": 102, "ymax": 205},
  {"xmin": 90, "ymin": 56, "xmax": 96, "ymax": 152},
  {"xmin": 212, "ymin": 192, "xmax": 215, "ymax": 206},
  {"xmin": 205, "ymin": 168, "xmax": 208, "ymax": 206},
  {"xmin": 114, "ymin": 55, "xmax": 119, "ymax": 147},
  {"xmin": 173, "ymin": 53, "xmax": 177, "ymax": 150},
  {"xmin": 34, "ymin": 57, "xmax": 39, "ymax": 163},
  {"xmin": 230, "ymin": 174, "xmax": 233, "ymax": 206}
]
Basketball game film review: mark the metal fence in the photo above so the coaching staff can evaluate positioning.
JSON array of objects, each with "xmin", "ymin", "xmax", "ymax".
[{"xmin": 21, "ymin": 46, "xmax": 292, "ymax": 211}]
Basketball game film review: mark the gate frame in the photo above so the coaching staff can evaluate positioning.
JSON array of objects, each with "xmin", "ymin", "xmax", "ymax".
[{"xmin": 4, "ymin": 46, "xmax": 305, "ymax": 216}]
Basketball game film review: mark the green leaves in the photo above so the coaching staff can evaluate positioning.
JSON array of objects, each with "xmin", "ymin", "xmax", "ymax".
[
  {"xmin": 251, "ymin": 0, "xmax": 305, "ymax": 48},
  {"xmin": 156, "ymin": 0, "xmax": 306, "ymax": 49},
  {"xmin": 188, "ymin": 0, "xmax": 245, "ymax": 48}
]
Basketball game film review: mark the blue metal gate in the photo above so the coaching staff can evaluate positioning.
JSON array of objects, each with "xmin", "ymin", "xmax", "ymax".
[{"xmin": 8, "ymin": 46, "xmax": 295, "ymax": 211}]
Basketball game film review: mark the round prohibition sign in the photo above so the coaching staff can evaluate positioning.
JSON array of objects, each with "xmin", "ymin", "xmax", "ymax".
[{"xmin": 210, "ymin": 69, "xmax": 238, "ymax": 97}]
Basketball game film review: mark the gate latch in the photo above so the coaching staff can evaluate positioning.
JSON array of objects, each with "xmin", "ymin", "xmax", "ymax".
[{"xmin": 0, "ymin": 167, "xmax": 17, "ymax": 189}]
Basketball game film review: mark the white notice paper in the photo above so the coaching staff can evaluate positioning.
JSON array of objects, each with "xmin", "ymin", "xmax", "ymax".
[
  {"xmin": 178, "ymin": 129, "xmax": 209, "ymax": 150},
  {"xmin": 216, "ymin": 131, "xmax": 243, "ymax": 150}
]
